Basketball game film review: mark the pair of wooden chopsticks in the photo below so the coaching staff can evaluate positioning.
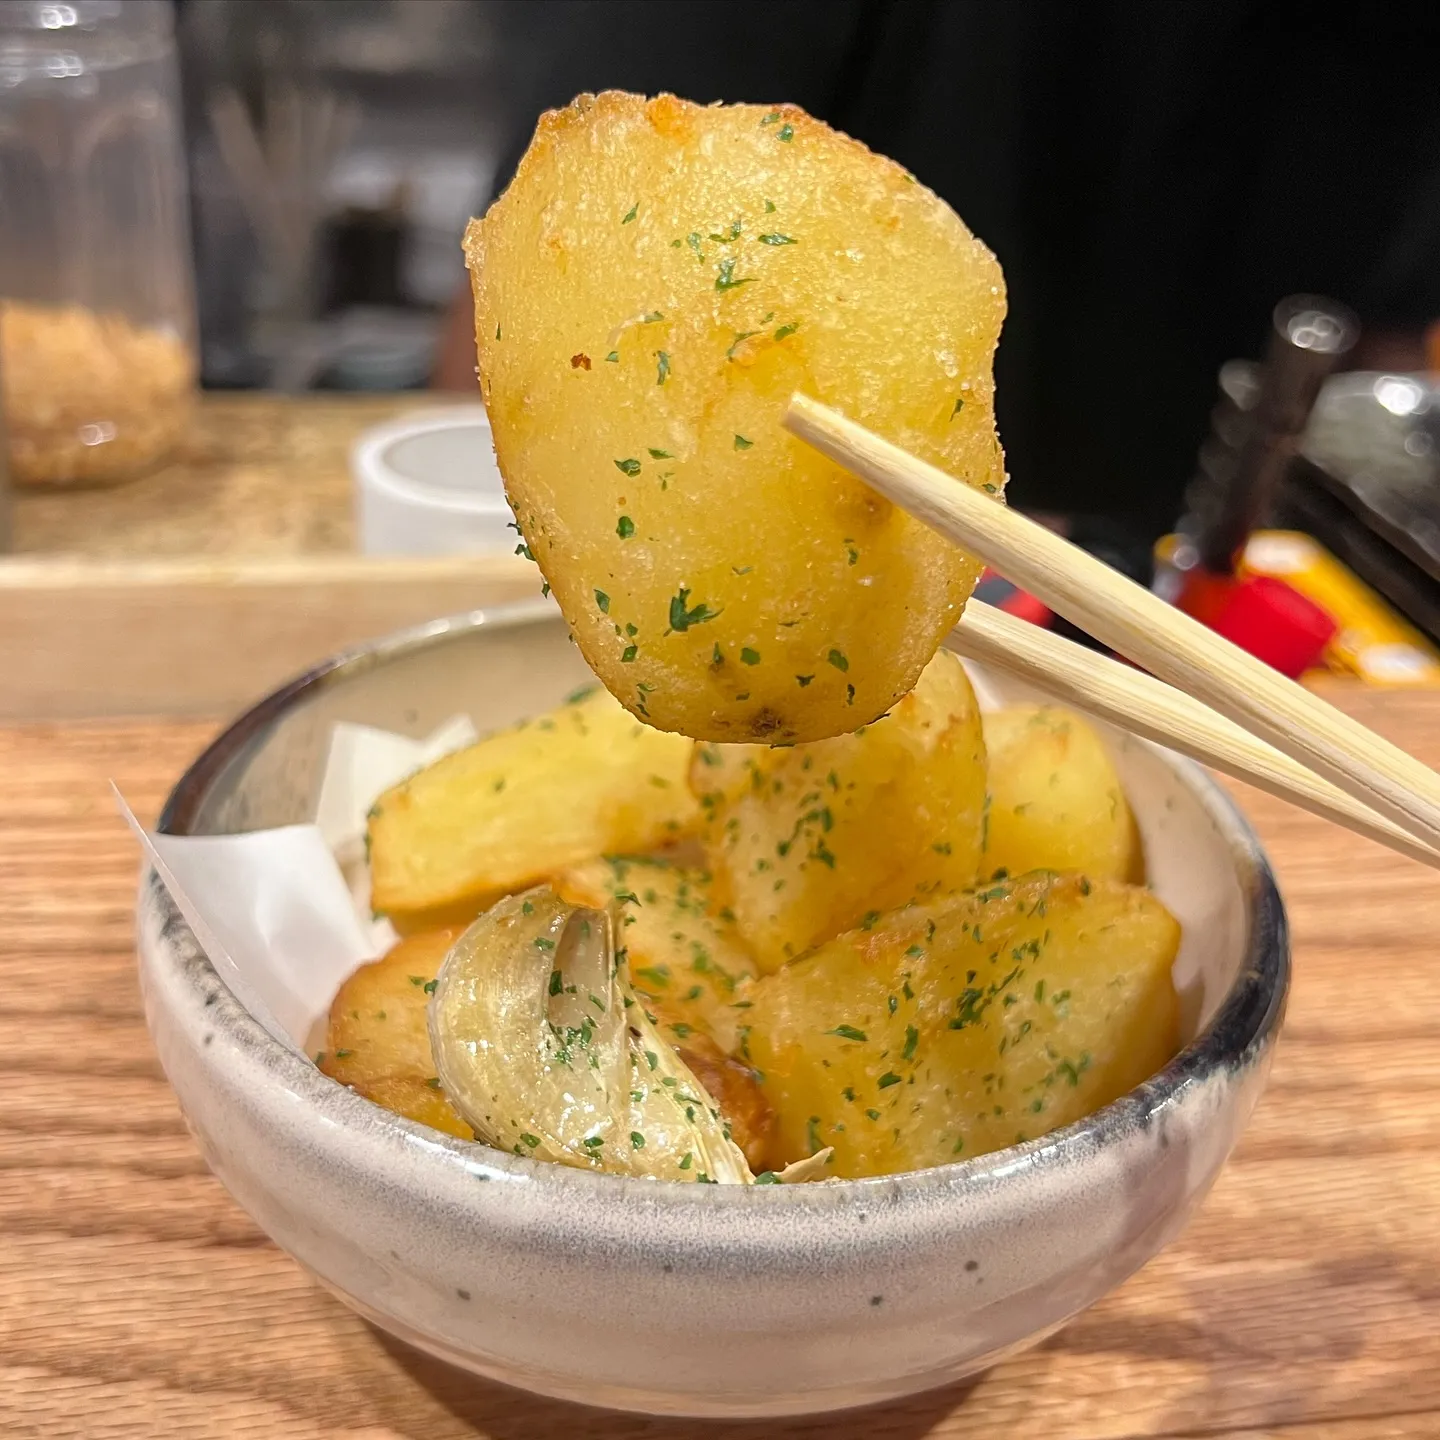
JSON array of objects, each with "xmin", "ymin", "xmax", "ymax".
[{"xmin": 782, "ymin": 394, "xmax": 1440, "ymax": 873}]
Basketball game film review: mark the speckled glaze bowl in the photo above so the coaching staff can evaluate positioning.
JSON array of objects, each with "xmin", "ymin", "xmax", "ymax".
[{"xmin": 136, "ymin": 601, "xmax": 1288, "ymax": 1419}]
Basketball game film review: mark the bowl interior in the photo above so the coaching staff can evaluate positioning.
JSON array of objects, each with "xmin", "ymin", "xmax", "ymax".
[{"xmin": 164, "ymin": 602, "xmax": 1252, "ymax": 1051}]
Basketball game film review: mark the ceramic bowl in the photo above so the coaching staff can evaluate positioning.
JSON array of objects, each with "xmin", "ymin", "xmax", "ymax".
[{"xmin": 136, "ymin": 601, "xmax": 1288, "ymax": 1419}]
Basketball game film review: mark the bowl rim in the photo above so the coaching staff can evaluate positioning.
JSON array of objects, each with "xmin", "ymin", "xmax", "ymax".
[{"xmin": 150, "ymin": 599, "xmax": 1289, "ymax": 1205}]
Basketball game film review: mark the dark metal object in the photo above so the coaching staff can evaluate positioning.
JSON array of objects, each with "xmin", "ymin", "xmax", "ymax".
[
  {"xmin": 1197, "ymin": 295, "xmax": 1359, "ymax": 572},
  {"xmin": 1273, "ymin": 459, "xmax": 1440, "ymax": 647}
]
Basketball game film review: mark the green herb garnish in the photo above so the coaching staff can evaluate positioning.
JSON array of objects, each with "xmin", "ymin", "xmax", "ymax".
[
  {"xmin": 715, "ymin": 257, "xmax": 754, "ymax": 291},
  {"xmin": 668, "ymin": 587, "xmax": 720, "ymax": 631}
]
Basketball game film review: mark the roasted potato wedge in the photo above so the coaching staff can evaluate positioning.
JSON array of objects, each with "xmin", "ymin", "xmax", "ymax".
[
  {"xmin": 690, "ymin": 649, "xmax": 986, "ymax": 973},
  {"xmin": 318, "ymin": 929, "xmax": 472, "ymax": 1140},
  {"xmin": 368, "ymin": 687, "xmax": 698, "ymax": 933},
  {"xmin": 673, "ymin": 1030, "xmax": 777, "ymax": 1173},
  {"xmin": 743, "ymin": 873, "xmax": 1181, "ymax": 1177},
  {"xmin": 466, "ymin": 91, "xmax": 1006, "ymax": 744},
  {"xmin": 554, "ymin": 856, "xmax": 757, "ymax": 1049},
  {"xmin": 982, "ymin": 705, "xmax": 1143, "ymax": 883}
]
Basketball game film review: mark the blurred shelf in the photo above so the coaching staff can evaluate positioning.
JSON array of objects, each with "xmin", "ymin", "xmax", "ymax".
[
  {"xmin": 9, "ymin": 392, "xmax": 454, "ymax": 559},
  {"xmin": 0, "ymin": 394, "xmax": 539, "ymax": 719}
]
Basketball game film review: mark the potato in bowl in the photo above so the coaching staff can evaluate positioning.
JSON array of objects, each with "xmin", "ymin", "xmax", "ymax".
[
  {"xmin": 347, "ymin": 647, "xmax": 1179, "ymax": 1184},
  {"xmin": 139, "ymin": 604, "xmax": 1287, "ymax": 1416}
]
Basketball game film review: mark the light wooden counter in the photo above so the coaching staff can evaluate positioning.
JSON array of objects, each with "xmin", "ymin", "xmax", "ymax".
[
  {"xmin": 1, "ymin": 395, "xmax": 536, "ymax": 719},
  {"xmin": 1, "ymin": 692, "xmax": 1439, "ymax": 1438}
]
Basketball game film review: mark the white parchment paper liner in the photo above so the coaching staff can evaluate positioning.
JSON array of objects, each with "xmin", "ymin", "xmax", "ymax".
[{"xmin": 123, "ymin": 717, "xmax": 476, "ymax": 1052}]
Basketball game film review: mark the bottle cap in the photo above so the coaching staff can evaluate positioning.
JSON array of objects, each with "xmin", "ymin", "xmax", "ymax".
[{"xmin": 1211, "ymin": 574, "xmax": 1337, "ymax": 679}]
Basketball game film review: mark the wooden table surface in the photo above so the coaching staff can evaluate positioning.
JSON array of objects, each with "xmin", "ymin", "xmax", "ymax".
[
  {"xmin": 3, "ymin": 691, "xmax": 1440, "ymax": 1440},
  {"xmin": 9, "ymin": 393, "xmax": 448, "ymax": 560}
]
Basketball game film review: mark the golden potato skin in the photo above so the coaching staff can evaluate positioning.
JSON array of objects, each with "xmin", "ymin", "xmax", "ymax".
[
  {"xmin": 553, "ymin": 856, "xmax": 757, "ymax": 1049},
  {"xmin": 743, "ymin": 873, "xmax": 1180, "ymax": 1177},
  {"xmin": 982, "ymin": 705, "xmax": 1143, "ymax": 884},
  {"xmin": 319, "ymin": 930, "xmax": 473, "ymax": 1140},
  {"xmin": 466, "ymin": 92, "xmax": 1006, "ymax": 744},
  {"xmin": 368, "ymin": 687, "xmax": 698, "ymax": 933},
  {"xmin": 674, "ymin": 1031, "xmax": 778, "ymax": 1173},
  {"xmin": 690, "ymin": 649, "xmax": 987, "ymax": 973}
]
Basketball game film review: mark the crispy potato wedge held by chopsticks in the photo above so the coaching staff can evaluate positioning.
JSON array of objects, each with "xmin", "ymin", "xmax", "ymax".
[
  {"xmin": 428, "ymin": 887, "xmax": 827, "ymax": 1184},
  {"xmin": 367, "ymin": 686, "xmax": 698, "ymax": 934},
  {"xmin": 466, "ymin": 92, "xmax": 1006, "ymax": 744}
]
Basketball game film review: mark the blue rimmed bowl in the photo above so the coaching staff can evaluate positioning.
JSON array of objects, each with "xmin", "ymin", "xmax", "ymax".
[{"xmin": 136, "ymin": 601, "xmax": 1288, "ymax": 1418}]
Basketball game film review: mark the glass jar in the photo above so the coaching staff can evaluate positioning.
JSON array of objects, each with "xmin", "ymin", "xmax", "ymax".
[{"xmin": 0, "ymin": 0, "xmax": 196, "ymax": 488}]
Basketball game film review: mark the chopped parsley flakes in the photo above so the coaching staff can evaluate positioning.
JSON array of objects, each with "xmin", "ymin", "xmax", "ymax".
[
  {"xmin": 715, "ymin": 257, "xmax": 754, "ymax": 291},
  {"xmin": 668, "ymin": 587, "xmax": 720, "ymax": 631}
]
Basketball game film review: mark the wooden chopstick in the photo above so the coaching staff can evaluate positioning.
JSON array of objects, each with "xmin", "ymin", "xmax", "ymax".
[
  {"xmin": 950, "ymin": 602, "xmax": 1440, "ymax": 871},
  {"xmin": 783, "ymin": 393, "xmax": 1440, "ymax": 856}
]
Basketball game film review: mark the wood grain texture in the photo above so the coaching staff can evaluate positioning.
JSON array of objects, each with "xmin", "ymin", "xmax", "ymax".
[
  {"xmin": 0, "ymin": 393, "xmax": 545, "ymax": 721},
  {"xmin": 0, "ymin": 553, "xmax": 537, "ymax": 721},
  {"xmin": 9, "ymin": 393, "xmax": 452, "ymax": 560},
  {"xmin": 2, "ymin": 691, "xmax": 1439, "ymax": 1440}
]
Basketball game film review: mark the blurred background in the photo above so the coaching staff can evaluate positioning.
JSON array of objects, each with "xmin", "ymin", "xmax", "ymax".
[{"xmin": 6, "ymin": 0, "xmax": 1440, "ymax": 706}]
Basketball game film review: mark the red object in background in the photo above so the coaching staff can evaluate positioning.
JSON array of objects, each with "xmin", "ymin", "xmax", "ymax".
[
  {"xmin": 1210, "ymin": 574, "xmax": 1338, "ymax": 679},
  {"xmin": 1174, "ymin": 564, "xmax": 1240, "ymax": 628},
  {"xmin": 973, "ymin": 569, "xmax": 1052, "ymax": 627}
]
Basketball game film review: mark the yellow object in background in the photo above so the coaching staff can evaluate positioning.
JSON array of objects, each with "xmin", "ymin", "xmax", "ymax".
[{"xmin": 1238, "ymin": 531, "xmax": 1440, "ymax": 686}]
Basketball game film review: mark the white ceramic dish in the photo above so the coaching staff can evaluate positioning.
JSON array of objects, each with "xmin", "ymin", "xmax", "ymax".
[{"xmin": 136, "ymin": 601, "xmax": 1288, "ymax": 1418}]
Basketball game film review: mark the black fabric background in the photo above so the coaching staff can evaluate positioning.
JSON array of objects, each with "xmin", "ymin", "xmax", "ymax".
[{"xmin": 471, "ymin": 1, "xmax": 1440, "ymax": 538}]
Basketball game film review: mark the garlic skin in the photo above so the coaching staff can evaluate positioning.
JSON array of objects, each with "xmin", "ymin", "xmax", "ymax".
[{"xmin": 429, "ymin": 887, "xmax": 752, "ymax": 1183}]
